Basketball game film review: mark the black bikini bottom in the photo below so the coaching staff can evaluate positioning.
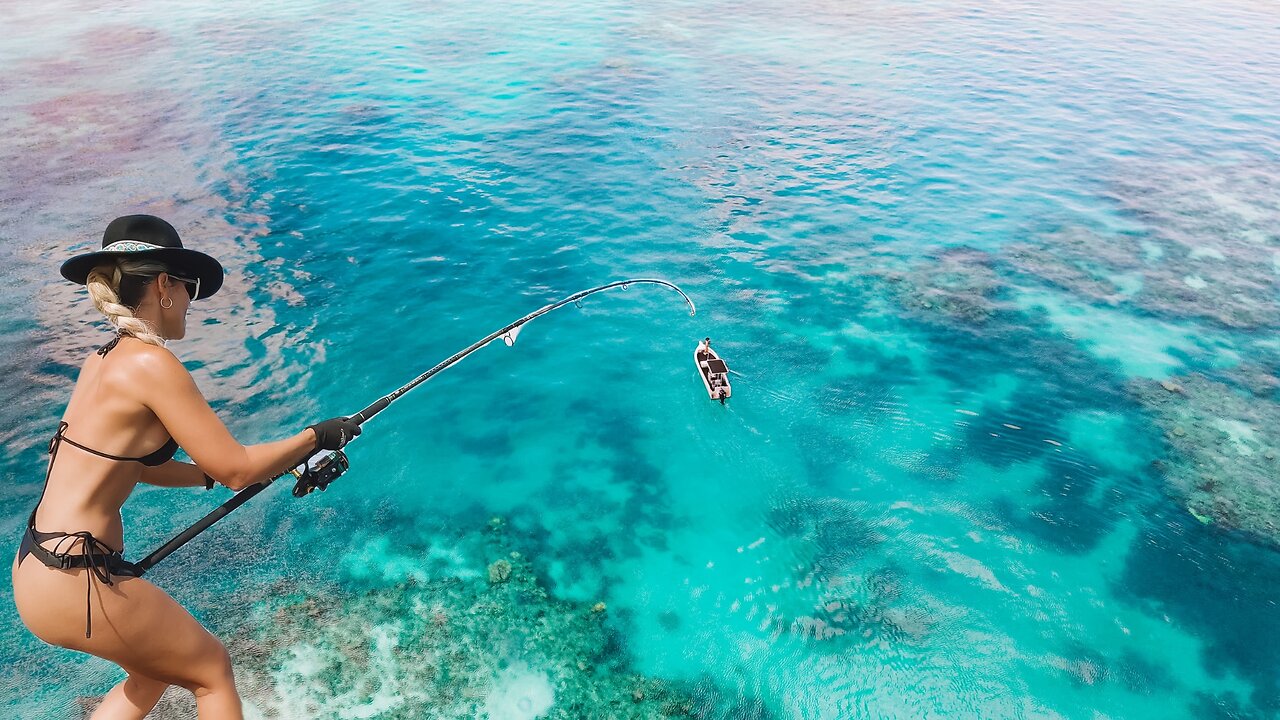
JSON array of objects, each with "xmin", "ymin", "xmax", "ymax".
[{"xmin": 18, "ymin": 524, "xmax": 141, "ymax": 639}]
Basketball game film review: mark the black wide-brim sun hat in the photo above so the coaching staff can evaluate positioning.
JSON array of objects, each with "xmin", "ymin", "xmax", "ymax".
[{"xmin": 60, "ymin": 215, "xmax": 224, "ymax": 300}]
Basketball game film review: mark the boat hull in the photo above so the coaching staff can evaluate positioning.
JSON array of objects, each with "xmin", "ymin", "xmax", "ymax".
[{"xmin": 695, "ymin": 343, "xmax": 731, "ymax": 401}]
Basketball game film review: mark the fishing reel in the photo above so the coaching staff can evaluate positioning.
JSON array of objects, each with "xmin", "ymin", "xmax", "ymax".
[{"xmin": 290, "ymin": 449, "xmax": 350, "ymax": 497}]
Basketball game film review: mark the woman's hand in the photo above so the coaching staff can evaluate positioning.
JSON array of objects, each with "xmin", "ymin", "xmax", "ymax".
[{"xmin": 307, "ymin": 417, "xmax": 361, "ymax": 451}]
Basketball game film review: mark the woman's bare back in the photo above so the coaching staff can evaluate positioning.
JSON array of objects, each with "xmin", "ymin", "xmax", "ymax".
[{"xmin": 33, "ymin": 339, "xmax": 176, "ymax": 548}]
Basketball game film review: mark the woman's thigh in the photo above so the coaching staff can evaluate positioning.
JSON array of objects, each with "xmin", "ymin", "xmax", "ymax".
[{"xmin": 14, "ymin": 558, "xmax": 231, "ymax": 690}]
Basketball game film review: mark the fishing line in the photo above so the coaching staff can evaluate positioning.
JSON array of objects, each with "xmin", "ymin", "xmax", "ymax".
[{"xmin": 134, "ymin": 279, "xmax": 695, "ymax": 574}]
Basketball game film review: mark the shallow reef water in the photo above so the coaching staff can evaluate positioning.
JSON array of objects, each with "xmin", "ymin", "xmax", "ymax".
[
  {"xmin": 79, "ymin": 522, "xmax": 707, "ymax": 719},
  {"xmin": 3, "ymin": 0, "xmax": 1280, "ymax": 718}
]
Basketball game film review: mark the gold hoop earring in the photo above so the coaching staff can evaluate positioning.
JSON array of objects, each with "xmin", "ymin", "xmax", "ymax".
[{"xmin": 160, "ymin": 297, "xmax": 174, "ymax": 310}]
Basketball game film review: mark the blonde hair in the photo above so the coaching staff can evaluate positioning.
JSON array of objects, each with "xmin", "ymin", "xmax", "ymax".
[{"xmin": 85, "ymin": 258, "xmax": 169, "ymax": 347}]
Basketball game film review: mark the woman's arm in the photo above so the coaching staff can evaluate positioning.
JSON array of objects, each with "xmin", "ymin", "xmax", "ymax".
[
  {"xmin": 130, "ymin": 346, "xmax": 317, "ymax": 491},
  {"xmin": 138, "ymin": 460, "xmax": 208, "ymax": 488}
]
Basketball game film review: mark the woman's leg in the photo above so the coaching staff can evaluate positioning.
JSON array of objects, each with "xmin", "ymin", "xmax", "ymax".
[
  {"xmin": 90, "ymin": 672, "xmax": 168, "ymax": 720},
  {"xmin": 13, "ymin": 558, "xmax": 243, "ymax": 719},
  {"xmin": 84, "ymin": 576, "xmax": 243, "ymax": 719}
]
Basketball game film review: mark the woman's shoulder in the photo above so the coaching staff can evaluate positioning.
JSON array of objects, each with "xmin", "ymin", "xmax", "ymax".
[
  {"xmin": 94, "ymin": 337, "xmax": 187, "ymax": 383},
  {"xmin": 70, "ymin": 339, "xmax": 190, "ymax": 417}
]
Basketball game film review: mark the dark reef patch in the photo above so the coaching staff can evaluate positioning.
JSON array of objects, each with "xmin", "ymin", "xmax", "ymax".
[
  {"xmin": 764, "ymin": 494, "xmax": 884, "ymax": 578},
  {"xmin": 1000, "ymin": 453, "xmax": 1125, "ymax": 554},
  {"xmin": 877, "ymin": 245, "xmax": 1011, "ymax": 327},
  {"xmin": 1120, "ymin": 504, "xmax": 1280, "ymax": 717}
]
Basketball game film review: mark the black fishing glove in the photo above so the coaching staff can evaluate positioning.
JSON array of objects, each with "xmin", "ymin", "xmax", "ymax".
[{"xmin": 308, "ymin": 416, "xmax": 361, "ymax": 451}]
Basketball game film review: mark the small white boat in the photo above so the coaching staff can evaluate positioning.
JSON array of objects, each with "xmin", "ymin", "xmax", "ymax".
[{"xmin": 695, "ymin": 338, "xmax": 731, "ymax": 403}]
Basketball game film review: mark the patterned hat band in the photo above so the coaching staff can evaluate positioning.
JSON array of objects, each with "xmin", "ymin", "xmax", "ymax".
[{"xmin": 102, "ymin": 240, "xmax": 165, "ymax": 253}]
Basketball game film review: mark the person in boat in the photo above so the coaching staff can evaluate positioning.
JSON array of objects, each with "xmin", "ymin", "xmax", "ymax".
[
  {"xmin": 698, "ymin": 337, "xmax": 712, "ymax": 363},
  {"xmin": 11, "ymin": 215, "xmax": 360, "ymax": 719}
]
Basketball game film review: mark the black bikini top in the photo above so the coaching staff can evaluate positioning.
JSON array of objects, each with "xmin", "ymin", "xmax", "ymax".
[{"xmin": 49, "ymin": 421, "xmax": 178, "ymax": 467}]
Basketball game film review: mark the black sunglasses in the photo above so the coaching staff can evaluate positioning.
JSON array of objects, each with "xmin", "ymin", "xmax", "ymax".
[{"xmin": 169, "ymin": 273, "xmax": 200, "ymax": 300}]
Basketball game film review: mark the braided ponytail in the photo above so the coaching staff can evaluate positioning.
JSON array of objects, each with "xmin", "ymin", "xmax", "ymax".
[{"xmin": 85, "ymin": 258, "xmax": 169, "ymax": 347}]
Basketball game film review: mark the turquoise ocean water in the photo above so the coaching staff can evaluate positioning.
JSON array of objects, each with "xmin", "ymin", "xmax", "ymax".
[{"xmin": 2, "ymin": 0, "xmax": 1279, "ymax": 717}]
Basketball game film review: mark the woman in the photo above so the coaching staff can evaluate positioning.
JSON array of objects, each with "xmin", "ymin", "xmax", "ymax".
[{"xmin": 12, "ymin": 215, "xmax": 360, "ymax": 719}]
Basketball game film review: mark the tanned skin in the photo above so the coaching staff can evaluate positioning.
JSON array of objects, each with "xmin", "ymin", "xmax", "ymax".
[{"xmin": 12, "ymin": 273, "xmax": 318, "ymax": 719}]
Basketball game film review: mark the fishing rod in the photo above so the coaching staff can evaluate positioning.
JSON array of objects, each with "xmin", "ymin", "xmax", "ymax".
[{"xmin": 133, "ymin": 279, "xmax": 695, "ymax": 575}]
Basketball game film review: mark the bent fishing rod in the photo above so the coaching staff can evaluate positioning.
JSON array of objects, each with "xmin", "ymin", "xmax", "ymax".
[{"xmin": 133, "ymin": 279, "xmax": 695, "ymax": 575}]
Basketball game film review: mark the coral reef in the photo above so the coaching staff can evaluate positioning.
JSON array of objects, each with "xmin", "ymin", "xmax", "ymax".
[
  {"xmin": 1007, "ymin": 162, "xmax": 1280, "ymax": 330},
  {"xmin": 876, "ymin": 246, "xmax": 1008, "ymax": 327},
  {"xmin": 1003, "ymin": 227, "xmax": 1148, "ymax": 306},
  {"xmin": 761, "ymin": 497, "xmax": 927, "ymax": 652},
  {"xmin": 1109, "ymin": 161, "xmax": 1280, "ymax": 327},
  {"xmin": 783, "ymin": 576, "xmax": 929, "ymax": 652},
  {"xmin": 488, "ymin": 558, "xmax": 513, "ymax": 584},
  {"xmin": 1132, "ymin": 373, "xmax": 1280, "ymax": 544},
  {"xmin": 765, "ymin": 495, "xmax": 884, "ymax": 578},
  {"xmin": 880, "ymin": 162, "xmax": 1280, "ymax": 338},
  {"xmin": 1218, "ymin": 361, "xmax": 1280, "ymax": 400},
  {"xmin": 80, "ymin": 525, "xmax": 704, "ymax": 719}
]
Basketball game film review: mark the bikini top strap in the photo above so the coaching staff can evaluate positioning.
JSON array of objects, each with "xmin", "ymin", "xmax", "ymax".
[
  {"xmin": 54, "ymin": 424, "xmax": 150, "ymax": 463},
  {"xmin": 97, "ymin": 334, "xmax": 122, "ymax": 356},
  {"xmin": 28, "ymin": 421, "xmax": 70, "ymax": 534},
  {"xmin": 32, "ymin": 420, "xmax": 172, "ymax": 540},
  {"xmin": 47, "ymin": 420, "xmax": 67, "ymax": 454},
  {"xmin": 33, "ymin": 420, "xmax": 137, "ymax": 528}
]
